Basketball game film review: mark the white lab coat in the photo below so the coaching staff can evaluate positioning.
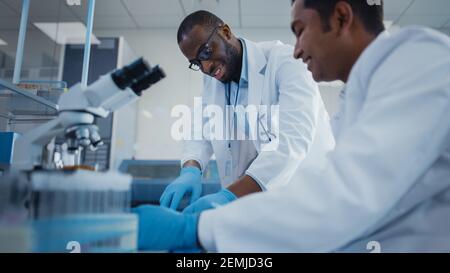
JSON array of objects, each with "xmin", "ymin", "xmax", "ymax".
[
  {"xmin": 182, "ymin": 38, "xmax": 335, "ymax": 189},
  {"xmin": 199, "ymin": 27, "xmax": 450, "ymax": 252}
]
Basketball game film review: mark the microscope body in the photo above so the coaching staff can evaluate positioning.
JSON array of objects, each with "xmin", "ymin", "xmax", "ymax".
[
  {"xmin": 11, "ymin": 58, "xmax": 165, "ymax": 171},
  {"xmin": 1, "ymin": 58, "xmax": 165, "ymax": 253}
]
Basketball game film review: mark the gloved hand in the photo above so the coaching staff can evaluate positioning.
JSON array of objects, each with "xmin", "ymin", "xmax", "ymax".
[
  {"xmin": 160, "ymin": 166, "xmax": 202, "ymax": 210},
  {"xmin": 132, "ymin": 205, "xmax": 200, "ymax": 251},
  {"xmin": 183, "ymin": 189, "xmax": 237, "ymax": 214}
]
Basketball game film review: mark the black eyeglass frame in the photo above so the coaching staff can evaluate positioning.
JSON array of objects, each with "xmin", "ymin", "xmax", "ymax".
[{"xmin": 188, "ymin": 25, "xmax": 222, "ymax": 71}]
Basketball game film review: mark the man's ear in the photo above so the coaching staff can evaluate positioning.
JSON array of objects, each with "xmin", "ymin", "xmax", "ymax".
[
  {"xmin": 331, "ymin": 1, "xmax": 354, "ymax": 35},
  {"xmin": 220, "ymin": 24, "xmax": 233, "ymax": 40}
]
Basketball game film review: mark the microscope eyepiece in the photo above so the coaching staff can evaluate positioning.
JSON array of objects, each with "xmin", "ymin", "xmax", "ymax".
[{"xmin": 111, "ymin": 57, "xmax": 166, "ymax": 95}]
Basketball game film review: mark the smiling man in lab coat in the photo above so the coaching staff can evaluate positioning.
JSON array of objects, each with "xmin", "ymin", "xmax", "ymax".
[
  {"xmin": 133, "ymin": 0, "xmax": 450, "ymax": 252},
  {"xmin": 159, "ymin": 10, "xmax": 334, "ymax": 213}
]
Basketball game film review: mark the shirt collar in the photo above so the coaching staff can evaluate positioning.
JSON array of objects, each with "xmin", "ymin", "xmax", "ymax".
[{"xmin": 238, "ymin": 38, "xmax": 248, "ymax": 84}]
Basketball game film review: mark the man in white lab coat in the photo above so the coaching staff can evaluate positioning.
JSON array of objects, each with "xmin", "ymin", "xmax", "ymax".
[
  {"xmin": 159, "ymin": 10, "xmax": 334, "ymax": 213},
  {"xmin": 133, "ymin": 0, "xmax": 450, "ymax": 252}
]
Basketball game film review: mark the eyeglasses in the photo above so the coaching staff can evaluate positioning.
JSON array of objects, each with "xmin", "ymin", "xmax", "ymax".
[{"xmin": 189, "ymin": 25, "xmax": 222, "ymax": 71}]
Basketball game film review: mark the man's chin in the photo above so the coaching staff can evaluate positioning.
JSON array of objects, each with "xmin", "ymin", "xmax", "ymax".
[
  {"xmin": 218, "ymin": 73, "xmax": 232, "ymax": 83},
  {"xmin": 311, "ymin": 70, "xmax": 327, "ymax": 82},
  {"xmin": 313, "ymin": 73, "xmax": 338, "ymax": 83},
  {"xmin": 312, "ymin": 75, "xmax": 322, "ymax": 82}
]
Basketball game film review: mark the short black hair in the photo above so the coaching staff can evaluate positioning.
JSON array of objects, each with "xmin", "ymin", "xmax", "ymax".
[
  {"xmin": 292, "ymin": 0, "xmax": 385, "ymax": 35},
  {"xmin": 177, "ymin": 10, "xmax": 224, "ymax": 44}
]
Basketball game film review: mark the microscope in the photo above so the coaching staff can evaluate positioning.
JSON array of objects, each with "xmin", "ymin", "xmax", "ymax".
[
  {"xmin": 0, "ymin": 58, "xmax": 165, "ymax": 252},
  {"xmin": 12, "ymin": 58, "xmax": 165, "ymax": 171}
]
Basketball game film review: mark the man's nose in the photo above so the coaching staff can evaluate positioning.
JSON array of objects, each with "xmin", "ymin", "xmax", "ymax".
[
  {"xmin": 200, "ymin": 60, "xmax": 213, "ymax": 74},
  {"xmin": 293, "ymin": 40, "xmax": 304, "ymax": 60}
]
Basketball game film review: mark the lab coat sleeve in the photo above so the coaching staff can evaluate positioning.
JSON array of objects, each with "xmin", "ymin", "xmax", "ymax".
[
  {"xmin": 180, "ymin": 81, "xmax": 214, "ymax": 172},
  {"xmin": 246, "ymin": 56, "xmax": 322, "ymax": 189},
  {"xmin": 181, "ymin": 140, "xmax": 213, "ymax": 172},
  {"xmin": 199, "ymin": 39, "xmax": 450, "ymax": 252}
]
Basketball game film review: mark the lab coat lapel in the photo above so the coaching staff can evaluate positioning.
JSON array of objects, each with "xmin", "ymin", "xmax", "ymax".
[
  {"xmin": 242, "ymin": 38, "xmax": 267, "ymax": 150},
  {"xmin": 211, "ymin": 79, "xmax": 226, "ymax": 106},
  {"xmin": 207, "ymin": 75, "xmax": 228, "ymax": 165},
  {"xmin": 243, "ymin": 38, "xmax": 267, "ymax": 106}
]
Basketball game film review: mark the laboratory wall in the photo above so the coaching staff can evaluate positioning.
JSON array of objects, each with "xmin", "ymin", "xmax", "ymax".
[{"xmin": 95, "ymin": 27, "xmax": 342, "ymax": 160}]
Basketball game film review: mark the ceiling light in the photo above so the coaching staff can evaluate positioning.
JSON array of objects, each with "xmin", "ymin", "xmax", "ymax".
[
  {"xmin": 34, "ymin": 22, "xmax": 100, "ymax": 45},
  {"xmin": 66, "ymin": 0, "xmax": 81, "ymax": 6}
]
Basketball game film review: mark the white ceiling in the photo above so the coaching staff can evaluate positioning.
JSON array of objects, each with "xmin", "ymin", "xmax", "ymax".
[{"xmin": 0, "ymin": 0, "xmax": 449, "ymax": 31}]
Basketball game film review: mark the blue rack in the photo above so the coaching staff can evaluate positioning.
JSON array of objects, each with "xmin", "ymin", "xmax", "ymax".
[{"xmin": 118, "ymin": 160, "xmax": 221, "ymax": 209}]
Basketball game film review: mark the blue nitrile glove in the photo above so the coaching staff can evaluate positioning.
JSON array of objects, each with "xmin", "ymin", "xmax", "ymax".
[
  {"xmin": 160, "ymin": 166, "xmax": 202, "ymax": 210},
  {"xmin": 132, "ymin": 205, "xmax": 200, "ymax": 251},
  {"xmin": 183, "ymin": 189, "xmax": 237, "ymax": 214}
]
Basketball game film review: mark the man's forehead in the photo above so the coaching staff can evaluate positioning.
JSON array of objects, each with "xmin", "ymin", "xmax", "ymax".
[
  {"xmin": 292, "ymin": 0, "xmax": 318, "ymax": 24},
  {"xmin": 181, "ymin": 25, "xmax": 209, "ymax": 45},
  {"xmin": 179, "ymin": 25, "xmax": 210, "ymax": 58},
  {"xmin": 291, "ymin": 0, "xmax": 306, "ymax": 27},
  {"xmin": 295, "ymin": 1, "xmax": 308, "ymax": 16}
]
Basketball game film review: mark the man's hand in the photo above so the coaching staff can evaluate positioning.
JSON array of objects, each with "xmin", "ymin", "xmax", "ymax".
[
  {"xmin": 132, "ymin": 205, "xmax": 200, "ymax": 251},
  {"xmin": 183, "ymin": 175, "xmax": 262, "ymax": 213},
  {"xmin": 160, "ymin": 165, "xmax": 202, "ymax": 210},
  {"xmin": 183, "ymin": 189, "xmax": 237, "ymax": 213}
]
